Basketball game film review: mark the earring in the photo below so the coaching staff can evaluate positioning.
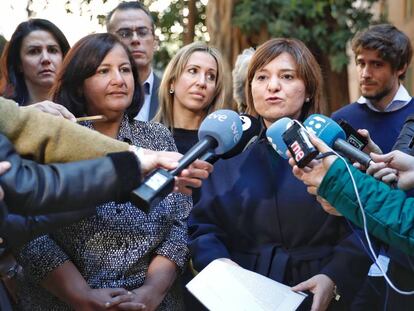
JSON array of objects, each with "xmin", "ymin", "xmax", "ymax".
[
  {"xmin": 305, "ymin": 97, "xmax": 310, "ymax": 103},
  {"xmin": 169, "ymin": 88, "xmax": 174, "ymax": 94}
]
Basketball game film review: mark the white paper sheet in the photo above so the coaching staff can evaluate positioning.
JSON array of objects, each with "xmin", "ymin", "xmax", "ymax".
[{"xmin": 186, "ymin": 259, "xmax": 307, "ymax": 311}]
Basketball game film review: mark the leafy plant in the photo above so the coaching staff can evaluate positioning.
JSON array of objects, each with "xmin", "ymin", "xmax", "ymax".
[{"xmin": 233, "ymin": 0, "xmax": 382, "ymax": 72}]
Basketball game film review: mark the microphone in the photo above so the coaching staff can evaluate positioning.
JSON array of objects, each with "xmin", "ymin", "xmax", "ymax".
[
  {"xmin": 131, "ymin": 109, "xmax": 243, "ymax": 212},
  {"xmin": 337, "ymin": 119, "xmax": 368, "ymax": 150},
  {"xmin": 304, "ymin": 114, "xmax": 372, "ymax": 167},
  {"xmin": 267, "ymin": 117, "xmax": 318, "ymax": 167},
  {"xmin": 200, "ymin": 114, "xmax": 261, "ymax": 163},
  {"xmin": 266, "ymin": 117, "xmax": 293, "ymax": 159},
  {"xmin": 392, "ymin": 114, "xmax": 414, "ymax": 155}
]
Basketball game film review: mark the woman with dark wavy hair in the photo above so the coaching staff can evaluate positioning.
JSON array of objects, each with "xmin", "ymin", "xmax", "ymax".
[
  {"xmin": 0, "ymin": 19, "xmax": 69, "ymax": 105},
  {"xmin": 16, "ymin": 33, "xmax": 192, "ymax": 311}
]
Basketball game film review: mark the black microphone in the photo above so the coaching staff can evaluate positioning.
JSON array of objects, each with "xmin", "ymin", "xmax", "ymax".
[
  {"xmin": 392, "ymin": 114, "xmax": 414, "ymax": 155},
  {"xmin": 199, "ymin": 114, "xmax": 261, "ymax": 164},
  {"xmin": 337, "ymin": 119, "xmax": 368, "ymax": 150},
  {"xmin": 304, "ymin": 114, "xmax": 372, "ymax": 167},
  {"xmin": 131, "ymin": 110, "xmax": 243, "ymax": 212}
]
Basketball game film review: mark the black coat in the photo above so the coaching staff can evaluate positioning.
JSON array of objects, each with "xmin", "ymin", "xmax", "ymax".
[
  {"xmin": 0, "ymin": 134, "xmax": 141, "ymax": 251},
  {"xmin": 189, "ymin": 139, "xmax": 371, "ymax": 309}
]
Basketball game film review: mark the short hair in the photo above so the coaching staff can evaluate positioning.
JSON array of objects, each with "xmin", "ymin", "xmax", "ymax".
[
  {"xmin": 154, "ymin": 41, "xmax": 226, "ymax": 128},
  {"xmin": 0, "ymin": 19, "xmax": 70, "ymax": 105},
  {"xmin": 245, "ymin": 38, "xmax": 324, "ymax": 120},
  {"xmin": 232, "ymin": 47, "xmax": 255, "ymax": 113},
  {"xmin": 51, "ymin": 33, "xmax": 143, "ymax": 121},
  {"xmin": 352, "ymin": 24, "xmax": 413, "ymax": 80},
  {"xmin": 106, "ymin": 1, "xmax": 155, "ymax": 33}
]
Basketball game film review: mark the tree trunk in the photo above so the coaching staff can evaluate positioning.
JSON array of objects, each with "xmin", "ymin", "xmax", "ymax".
[
  {"xmin": 320, "ymin": 56, "xmax": 350, "ymax": 115},
  {"xmin": 207, "ymin": 0, "xmax": 261, "ymax": 109},
  {"xmin": 183, "ymin": 0, "xmax": 196, "ymax": 45},
  {"xmin": 206, "ymin": 0, "xmax": 266, "ymax": 67}
]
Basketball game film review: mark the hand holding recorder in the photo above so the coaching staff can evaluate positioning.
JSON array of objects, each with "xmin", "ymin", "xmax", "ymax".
[{"xmin": 131, "ymin": 110, "xmax": 243, "ymax": 212}]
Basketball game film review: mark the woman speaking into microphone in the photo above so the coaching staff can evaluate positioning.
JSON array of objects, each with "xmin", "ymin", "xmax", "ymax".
[{"xmin": 188, "ymin": 38, "xmax": 370, "ymax": 311}]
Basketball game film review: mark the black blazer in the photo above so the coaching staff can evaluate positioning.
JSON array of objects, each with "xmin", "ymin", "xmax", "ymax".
[
  {"xmin": 148, "ymin": 74, "xmax": 160, "ymax": 120},
  {"xmin": 393, "ymin": 113, "xmax": 414, "ymax": 155},
  {"xmin": 0, "ymin": 134, "xmax": 141, "ymax": 251}
]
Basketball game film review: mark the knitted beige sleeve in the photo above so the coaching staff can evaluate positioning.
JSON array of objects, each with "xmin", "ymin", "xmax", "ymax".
[{"xmin": 0, "ymin": 97, "xmax": 129, "ymax": 163}]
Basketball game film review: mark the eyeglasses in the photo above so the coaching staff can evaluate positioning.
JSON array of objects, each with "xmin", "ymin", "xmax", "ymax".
[{"xmin": 115, "ymin": 27, "xmax": 153, "ymax": 40}]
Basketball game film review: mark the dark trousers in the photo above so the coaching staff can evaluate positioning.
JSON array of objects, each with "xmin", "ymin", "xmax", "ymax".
[
  {"xmin": 180, "ymin": 263, "xmax": 207, "ymax": 311},
  {"xmin": 351, "ymin": 261, "xmax": 414, "ymax": 311},
  {"xmin": 0, "ymin": 281, "xmax": 13, "ymax": 311}
]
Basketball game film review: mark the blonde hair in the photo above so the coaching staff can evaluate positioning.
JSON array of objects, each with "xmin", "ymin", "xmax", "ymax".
[
  {"xmin": 154, "ymin": 41, "xmax": 226, "ymax": 128},
  {"xmin": 232, "ymin": 47, "xmax": 254, "ymax": 113}
]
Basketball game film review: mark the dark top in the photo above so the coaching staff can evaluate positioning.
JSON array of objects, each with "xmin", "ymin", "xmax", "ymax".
[
  {"xmin": 172, "ymin": 128, "xmax": 199, "ymax": 154},
  {"xmin": 148, "ymin": 74, "xmax": 161, "ymax": 120},
  {"xmin": 332, "ymin": 99, "xmax": 414, "ymax": 268},
  {"xmin": 0, "ymin": 134, "xmax": 140, "ymax": 252},
  {"xmin": 393, "ymin": 113, "xmax": 414, "ymax": 155},
  {"xmin": 331, "ymin": 99, "xmax": 414, "ymax": 153},
  {"xmin": 188, "ymin": 137, "xmax": 370, "ymax": 308}
]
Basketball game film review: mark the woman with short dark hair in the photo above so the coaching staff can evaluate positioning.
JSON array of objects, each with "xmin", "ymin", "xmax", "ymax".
[
  {"xmin": 51, "ymin": 33, "xmax": 142, "ymax": 123},
  {"xmin": 189, "ymin": 38, "xmax": 370, "ymax": 311}
]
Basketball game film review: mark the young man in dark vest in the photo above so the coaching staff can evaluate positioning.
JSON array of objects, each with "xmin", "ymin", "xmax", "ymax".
[{"xmin": 332, "ymin": 24, "xmax": 414, "ymax": 311}]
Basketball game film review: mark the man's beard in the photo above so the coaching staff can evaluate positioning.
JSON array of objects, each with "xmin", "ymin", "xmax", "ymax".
[{"xmin": 362, "ymin": 84, "xmax": 393, "ymax": 103}]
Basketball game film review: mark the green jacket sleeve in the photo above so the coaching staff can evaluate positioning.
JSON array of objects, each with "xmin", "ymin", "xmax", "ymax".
[
  {"xmin": 318, "ymin": 158, "xmax": 414, "ymax": 255},
  {"xmin": 0, "ymin": 97, "xmax": 130, "ymax": 163}
]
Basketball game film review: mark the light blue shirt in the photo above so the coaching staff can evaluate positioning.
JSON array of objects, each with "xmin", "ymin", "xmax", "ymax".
[
  {"xmin": 135, "ymin": 70, "xmax": 154, "ymax": 121},
  {"xmin": 356, "ymin": 84, "xmax": 412, "ymax": 112}
]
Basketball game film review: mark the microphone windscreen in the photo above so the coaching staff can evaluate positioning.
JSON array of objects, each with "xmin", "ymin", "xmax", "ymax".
[
  {"xmin": 303, "ymin": 114, "xmax": 346, "ymax": 147},
  {"xmin": 198, "ymin": 109, "xmax": 243, "ymax": 155},
  {"xmin": 266, "ymin": 117, "xmax": 293, "ymax": 159},
  {"xmin": 221, "ymin": 114, "xmax": 261, "ymax": 159}
]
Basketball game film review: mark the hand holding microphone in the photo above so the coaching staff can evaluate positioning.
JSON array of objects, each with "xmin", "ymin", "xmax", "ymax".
[
  {"xmin": 285, "ymin": 133, "xmax": 342, "ymax": 217},
  {"xmin": 266, "ymin": 117, "xmax": 318, "ymax": 167},
  {"xmin": 131, "ymin": 110, "xmax": 243, "ymax": 212},
  {"xmin": 129, "ymin": 147, "xmax": 213, "ymax": 195},
  {"xmin": 200, "ymin": 114, "xmax": 261, "ymax": 164},
  {"xmin": 287, "ymin": 133, "xmax": 338, "ymax": 195},
  {"xmin": 304, "ymin": 114, "xmax": 373, "ymax": 167},
  {"xmin": 267, "ymin": 114, "xmax": 374, "ymax": 169}
]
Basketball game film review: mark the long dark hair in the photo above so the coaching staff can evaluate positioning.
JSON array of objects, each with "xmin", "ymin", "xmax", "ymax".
[
  {"xmin": 0, "ymin": 19, "xmax": 70, "ymax": 105},
  {"xmin": 51, "ymin": 33, "xmax": 143, "ymax": 121}
]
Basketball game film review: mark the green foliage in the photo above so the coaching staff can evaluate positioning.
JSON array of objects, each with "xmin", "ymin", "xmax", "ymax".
[{"xmin": 233, "ymin": 0, "xmax": 382, "ymax": 72}]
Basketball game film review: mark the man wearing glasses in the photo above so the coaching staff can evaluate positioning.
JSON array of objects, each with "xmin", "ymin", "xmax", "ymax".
[{"xmin": 106, "ymin": 1, "xmax": 160, "ymax": 121}]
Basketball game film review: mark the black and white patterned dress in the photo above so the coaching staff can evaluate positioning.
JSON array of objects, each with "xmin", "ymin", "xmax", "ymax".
[{"xmin": 16, "ymin": 117, "xmax": 192, "ymax": 310}]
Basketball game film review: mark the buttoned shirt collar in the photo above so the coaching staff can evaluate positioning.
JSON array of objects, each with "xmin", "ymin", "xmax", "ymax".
[{"xmin": 356, "ymin": 84, "xmax": 412, "ymax": 112}]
